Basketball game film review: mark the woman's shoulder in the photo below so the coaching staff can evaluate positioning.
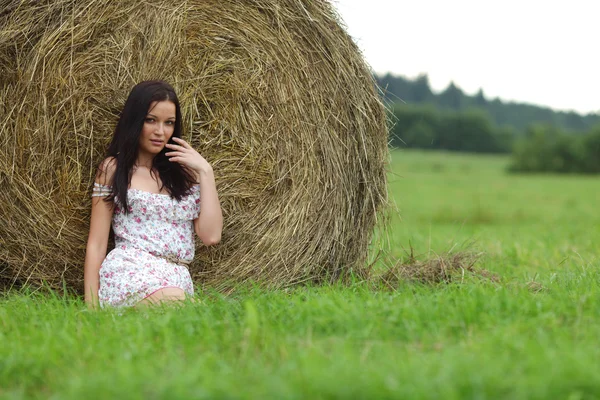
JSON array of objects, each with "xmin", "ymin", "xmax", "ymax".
[{"xmin": 95, "ymin": 156, "xmax": 117, "ymax": 186}]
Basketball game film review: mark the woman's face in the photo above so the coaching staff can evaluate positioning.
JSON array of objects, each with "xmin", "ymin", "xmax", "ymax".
[{"xmin": 139, "ymin": 100, "xmax": 176, "ymax": 156}]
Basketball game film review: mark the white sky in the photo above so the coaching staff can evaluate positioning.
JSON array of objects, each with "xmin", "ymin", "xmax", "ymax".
[{"xmin": 332, "ymin": 0, "xmax": 599, "ymax": 115}]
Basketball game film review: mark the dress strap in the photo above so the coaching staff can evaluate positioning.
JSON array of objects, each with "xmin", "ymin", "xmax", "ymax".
[{"xmin": 92, "ymin": 182, "xmax": 112, "ymax": 197}]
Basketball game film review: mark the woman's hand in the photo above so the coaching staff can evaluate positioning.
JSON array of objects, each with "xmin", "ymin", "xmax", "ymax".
[
  {"xmin": 166, "ymin": 137, "xmax": 223, "ymax": 245},
  {"xmin": 165, "ymin": 137, "xmax": 212, "ymax": 180}
]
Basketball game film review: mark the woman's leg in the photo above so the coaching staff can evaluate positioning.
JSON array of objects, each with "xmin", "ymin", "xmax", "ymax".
[{"xmin": 135, "ymin": 287, "xmax": 187, "ymax": 308}]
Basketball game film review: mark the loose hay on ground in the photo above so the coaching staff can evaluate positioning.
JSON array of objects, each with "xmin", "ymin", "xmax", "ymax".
[
  {"xmin": 377, "ymin": 249, "xmax": 497, "ymax": 288},
  {"xmin": 0, "ymin": 0, "xmax": 388, "ymax": 293}
]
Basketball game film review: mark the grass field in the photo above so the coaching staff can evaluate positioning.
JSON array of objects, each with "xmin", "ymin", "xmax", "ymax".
[{"xmin": 2, "ymin": 150, "xmax": 600, "ymax": 399}]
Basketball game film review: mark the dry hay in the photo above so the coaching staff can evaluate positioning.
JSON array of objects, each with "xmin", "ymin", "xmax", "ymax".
[
  {"xmin": 0, "ymin": 0, "xmax": 388, "ymax": 293},
  {"xmin": 377, "ymin": 249, "xmax": 497, "ymax": 288}
]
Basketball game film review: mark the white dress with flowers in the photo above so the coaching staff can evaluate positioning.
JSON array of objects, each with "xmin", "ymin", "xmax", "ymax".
[{"xmin": 93, "ymin": 184, "xmax": 200, "ymax": 308}]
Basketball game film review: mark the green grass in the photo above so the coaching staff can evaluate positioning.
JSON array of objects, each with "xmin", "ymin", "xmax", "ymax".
[{"xmin": 2, "ymin": 150, "xmax": 600, "ymax": 399}]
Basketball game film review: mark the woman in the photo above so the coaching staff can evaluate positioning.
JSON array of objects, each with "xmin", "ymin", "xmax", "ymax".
[{"xmin": 83, "ymin": 80, "xmax": 223, "ymax": 309}]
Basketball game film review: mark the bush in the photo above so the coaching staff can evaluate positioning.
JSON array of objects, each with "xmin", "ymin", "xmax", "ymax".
[
  {"xmin": 508, "ymin": 125, "xmax": 600, "ymax": 174},
  {"xmin": 389, "ymin": 105, "xmax": 512, "ymax": 153}
]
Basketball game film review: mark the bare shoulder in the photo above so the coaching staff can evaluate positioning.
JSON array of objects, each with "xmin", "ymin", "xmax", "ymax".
[{"xmin": 95, "ymin": 157, "xmax": 117, "ymax": 186}]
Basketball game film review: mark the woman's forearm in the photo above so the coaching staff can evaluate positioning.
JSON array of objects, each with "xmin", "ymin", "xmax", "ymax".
[
  {"xmin": 83, "ymin": 246, "xmax": 106, "ymax": 308},
  {"xmin": 194, "ymin": 168, "xmax": 223, "ymax": 245}
]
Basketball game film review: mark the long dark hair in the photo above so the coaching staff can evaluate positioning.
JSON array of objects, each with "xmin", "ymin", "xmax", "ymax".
[{"xmin": 99, "ymin": 80, "xmax": 196, "ymax": 213}]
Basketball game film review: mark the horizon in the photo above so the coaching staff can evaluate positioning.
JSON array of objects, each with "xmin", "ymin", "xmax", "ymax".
[{"xmin": 333, "ymin": 0, "xmax": 599, "ymax": 116}]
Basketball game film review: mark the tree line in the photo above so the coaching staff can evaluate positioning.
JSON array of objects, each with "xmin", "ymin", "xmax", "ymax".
[
  {"xmin": 380, "ymin": 73, "xmax": 600, "ymax": 173},
  {"xmin": 376, "ymin": 73, "xmax": 600, "ymax": 133}
]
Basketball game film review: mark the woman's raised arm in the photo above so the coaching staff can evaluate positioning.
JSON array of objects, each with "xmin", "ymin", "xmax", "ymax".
[
  {"xmin": 192, "ymin": 167, "xmax": 222, "ymax": 245},
  {"xmin": 165, "ymin": 137, "xmax": 223, "ymax": 245}
]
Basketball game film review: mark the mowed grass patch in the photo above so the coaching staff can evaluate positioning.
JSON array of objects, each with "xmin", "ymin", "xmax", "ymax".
[
  {"xmin": 2, "ymin": 150, "xmax": 600, "ymax": 399},
  {"xmin": 388, "ymin": 150, "xmax": 600, "ymax": 278}
]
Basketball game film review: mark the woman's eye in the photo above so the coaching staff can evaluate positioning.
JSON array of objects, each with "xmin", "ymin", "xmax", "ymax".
[
  {"xmin": 145, "ymin": 118, "xmax": 154, "ymax": 123},
  {"xmin": 166, "ymin": 121, "xmax": 174, "ymax": 125}
]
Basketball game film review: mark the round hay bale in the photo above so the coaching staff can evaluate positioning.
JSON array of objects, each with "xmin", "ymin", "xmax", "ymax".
[{"xmin": 0, "ymin": 0, "xmax": 388, "ymax": 293}]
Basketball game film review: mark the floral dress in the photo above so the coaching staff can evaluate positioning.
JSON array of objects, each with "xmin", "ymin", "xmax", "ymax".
[{"xmin": 92, "ymin": 183, "xmax": 201, "ymax": 308}]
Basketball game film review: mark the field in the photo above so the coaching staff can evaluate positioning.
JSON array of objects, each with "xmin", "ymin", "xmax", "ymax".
[{"xmin": 2, "ymin": 150, "xmax": 600, "ymax": 399}]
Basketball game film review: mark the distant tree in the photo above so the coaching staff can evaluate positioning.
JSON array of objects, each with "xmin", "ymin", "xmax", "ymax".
[
  {"xmin": 438, "ymin": 109, "xmax": 498, "ymax": 152},
  {"xmin": 377, "ymin": 73, "xmax": 434, "ymax": 104},
  {"xmin": 376, "ymin": 73, "xmax": 411, "ymax": 103},
  {"xmin": 563, "ymin": 111, "xmax": 587, "ymax": 132},
  {"xmin": 404, "ymin": 121, "xmax": 437, "ymax": 148},
  {"xmin": 411, "ymin": 74, "xmax": 434, "ymax": 103},
  {"xmin": 437, "ymin": 82, "xmax": 465, "ymax": 110},
  {"xmin": 473, "ymin": 88, "xmax": 487, "ymax": 107},
  {"xmin": 389, "ymin": 104, "xmax": 439, "ymax": 148},
  {"xmin": 573, "ymin": 125, "xmax": 600, "ymax": 172}
]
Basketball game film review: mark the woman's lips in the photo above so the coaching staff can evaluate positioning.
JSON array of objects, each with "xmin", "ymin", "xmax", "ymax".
[{"xmin": 150, "ymin": 139, "xmax": 163, "ymax": 147}]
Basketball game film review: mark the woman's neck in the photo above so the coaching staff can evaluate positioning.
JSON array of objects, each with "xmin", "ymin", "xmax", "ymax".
[{"xmin": 135, "ymin": 151, "xmax": 154, "ymax": 170}]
